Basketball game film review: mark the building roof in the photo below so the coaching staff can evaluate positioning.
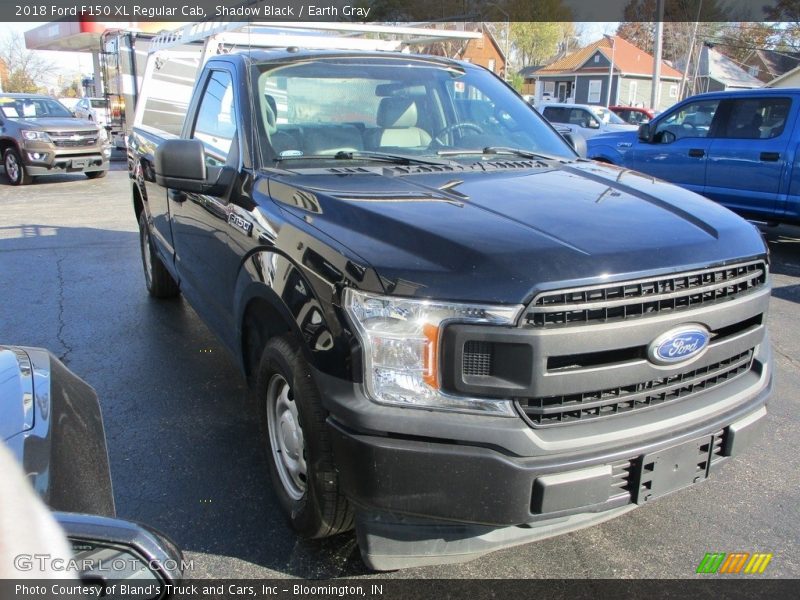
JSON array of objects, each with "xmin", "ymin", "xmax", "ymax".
[
  {"xmin": 766, "ymin": 63, "xmax": 800, "ymax": 87},
  {"xmin": 698, "ymin": 46, "xmax": 762, "ymax": 89},
  {"xmin": 518, "ymin": 65, "xmax": 545, "ymax": 78},
  {"xmin": 534, "ymin": 36, "xmax": 682, "ymax": 79},
  {"xmin": 751, "ymin": 48, "xmax": 800, "ymax": 79}
]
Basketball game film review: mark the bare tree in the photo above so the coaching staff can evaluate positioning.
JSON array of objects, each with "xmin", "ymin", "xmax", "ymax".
[{"xmin": 0, "ymin": 32, "xmax": 55, "ymax": 93}]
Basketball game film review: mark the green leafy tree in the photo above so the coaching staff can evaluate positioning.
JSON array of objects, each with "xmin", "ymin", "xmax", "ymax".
[{"xmin": 0, "ymin": 33, "xmax": 54, "ymax": 93}]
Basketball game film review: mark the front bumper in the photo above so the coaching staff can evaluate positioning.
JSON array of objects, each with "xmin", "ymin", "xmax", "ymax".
[
  {"xmin": 21, "ymin": 142, "xmax": 111, "ymax": 175},
  {"xmin": 322, "ymin": 341, "xmax": 772, "ymax": 569}
]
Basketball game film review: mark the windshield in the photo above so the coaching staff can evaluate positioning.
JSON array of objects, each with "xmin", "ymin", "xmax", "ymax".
[
  {"xmin": 0, "ymin": 96, "xmax": 73, "ymax": 119},
  {"xmin": 90, "ymin": 99, "xmax": 108, "ymax": 108},
  {"xmin": 590, "ymin": 106, "xmax": 626, "ymax": 125},
  {"xmin": 252, "ymin": 57, "xmax": 575, "ymax": 167}
]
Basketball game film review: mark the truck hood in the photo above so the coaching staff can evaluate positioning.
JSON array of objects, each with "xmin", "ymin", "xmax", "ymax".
[
  {"xmin": 12, "ymin": 117, "xmax": 97, "ymax": 131},
  {"xmin": 273, "ymin": 161, "xmax": 767, "ymax": 304}
]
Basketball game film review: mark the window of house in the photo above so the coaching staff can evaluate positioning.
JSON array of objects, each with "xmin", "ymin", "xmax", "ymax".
[
  {"xmin": 669, "ymin": 84, "xmax": 678, "ymax": 98},
  {"xmin": 748, "ymin": 65, "xmax": 759, "ymax": 77},
  {"xmin": 588, "ymin": 79, "xmax": 602, "ymax": 103},
  {"xmin": 594, "ymin": 54, "xmax": 600, "ymax": 63},
  {"xmin": 488, "ymin": 58, "xmax": 496, "ymax": 73}
]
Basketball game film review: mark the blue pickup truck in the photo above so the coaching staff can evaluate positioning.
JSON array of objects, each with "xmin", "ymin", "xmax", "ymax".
[{"xmin": 587, "ymin": 89, "xmax": 800, "ymax": 225}]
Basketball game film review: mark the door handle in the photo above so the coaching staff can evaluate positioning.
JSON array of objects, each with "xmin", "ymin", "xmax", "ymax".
[
  {"xmin": 168, "ymin": 189, "xmax": 187, "ymax": 203},
  {"xmin": 760, "ymin": 151, "xmax": 780, "ymax": 162},
  {"xmin": 688, "ymin": 148, "xmax": 705, "ymax": 158}
]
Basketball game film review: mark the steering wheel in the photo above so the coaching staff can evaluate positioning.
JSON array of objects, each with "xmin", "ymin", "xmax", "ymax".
[{"xmin": 431, "ymin": 122, "xmax": 484, "ymax": 145}]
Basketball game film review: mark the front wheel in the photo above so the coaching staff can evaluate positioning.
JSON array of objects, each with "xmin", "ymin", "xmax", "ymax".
[
  {"xmin": 4, "ymin": 148, "xmax": 32, "ymax": 185},
  {"xmin": 138, "ymin": 211, "xmax": 179, "ymax": 298},
  {"xmin": 257, "ymin": 335, "xmax": 353, "ymax": 538}
]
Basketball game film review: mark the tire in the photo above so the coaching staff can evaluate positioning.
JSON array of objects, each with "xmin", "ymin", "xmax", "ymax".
[
  {"xmin": 138, "ymin": 210, "xmax": 179, "ymax": 298},
  {"xmin": 86, "ymin": 170, "xmax": 108, "ymax": 179},
  {"xmin": 256, "ymin": 335, "xmax": 353, "ymax": 538},
  {"xmin": 4, "ymin": 148, "xmax": 32, "ymax": 186}
]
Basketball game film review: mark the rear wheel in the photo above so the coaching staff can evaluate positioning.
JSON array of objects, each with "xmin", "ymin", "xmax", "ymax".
[
  {"xmin": 138, "ymin": 211, "xmax": 179, "ymax": 298},
  {"xmin": 86, "ymin": 170, "xmax": 107, "ymax": 179},
  {"xmin": 4, "ymin": 148, "xmax": 32, "ymax": 186},
  {"xmin": 257, "ymin": 335, "xmax": 353, "ymax": 538}
]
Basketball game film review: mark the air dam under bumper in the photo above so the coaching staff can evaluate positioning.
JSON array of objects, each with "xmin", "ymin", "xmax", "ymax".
[{"xmin": 327, "ymin": 371, "xmax": 770, "ymax": 570}]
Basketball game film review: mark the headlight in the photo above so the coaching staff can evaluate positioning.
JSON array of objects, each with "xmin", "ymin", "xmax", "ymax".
[
  {"xmin": 21, "ymin": 130, "xmax": 50, "ymax": 142},
  {"xmin": 344, "ymin": 289, "xmax": 523, "ymax": 415},
  {"xmin": 96, "ymin": 128, "xmax": 108, "ymax": 143}
]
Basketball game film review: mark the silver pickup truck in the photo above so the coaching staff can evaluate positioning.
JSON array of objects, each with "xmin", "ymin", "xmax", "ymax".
[{"xmin": 0, "ymin": 93, "xmax": 111, "ymax": 185}]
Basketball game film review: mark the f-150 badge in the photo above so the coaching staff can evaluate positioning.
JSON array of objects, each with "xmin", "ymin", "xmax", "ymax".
[{"xmin": 228, "ymin": 212, "xmax": 253, "ymax": 236}]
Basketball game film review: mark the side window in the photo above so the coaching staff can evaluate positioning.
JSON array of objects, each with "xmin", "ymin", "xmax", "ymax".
[
  {"xmin": 191, "ymin": 70, "xmax": 237, "ymax": 167},
  {"xmin": 653, "ymin": 99, "xmax": 720, "ymax": 143},
  {"xmin": 720, "ymin": 97, "xmax": 791, "ymax": 139},
  {"xmin": 542, "ymin": 107, "xmax": 567, "ymax": 123},
  {"xmin": 569, "ymin": 109, "xmax": 598, "ymax": 128}
]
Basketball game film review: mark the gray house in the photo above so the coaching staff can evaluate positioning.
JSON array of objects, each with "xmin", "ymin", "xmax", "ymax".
[
  {"xmin": 690, "ymin": 45, "xmax": 763, "ymax": 93},
  {"xmin": 529, "ymin": 36, "xmax": 683, "ymax": 111}
]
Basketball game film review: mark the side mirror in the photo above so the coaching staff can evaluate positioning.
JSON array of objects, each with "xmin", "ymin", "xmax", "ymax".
[
  {"xmin": 56, "ymin": 512, "xmax": 183, "ymax": 598},
  {"xmin": 638, "ymin": 122, "xmax": 652, "ymax": 142},
  {"xmin": 587, "ymin": 120, "xmax": 600, "ymax": 129},
  {"xmin": 561, "ymin": 132, "xmax": 587, "ymax": 158},
  {"xmin": 154, "ymin": 139, "xmax": 207, "ymax": 192}
]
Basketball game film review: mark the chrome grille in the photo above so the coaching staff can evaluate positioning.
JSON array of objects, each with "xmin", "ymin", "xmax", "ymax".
[
  {"xmin": 525, "ymin": 261, "xmax": 766, "ymax": 328},
  {"xmin": 516, "ymin": 349, "xmax": 754, "ymax": 427},
  {"xmin": 46, "ymin": 131, "xmax": 98, "ymax": 148}
]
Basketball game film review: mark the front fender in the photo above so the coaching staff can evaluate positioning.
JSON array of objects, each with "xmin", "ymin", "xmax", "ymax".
[
  {"xmin": 587, "ymin": 143, "xmax": 625, "ymax": 165},
  {"xmin": 233, "ymin": 250, "xmax": 354, "ymax": 380}
]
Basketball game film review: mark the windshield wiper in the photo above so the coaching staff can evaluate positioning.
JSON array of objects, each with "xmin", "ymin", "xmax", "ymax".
[
  {"xmin": 437, "ymin": 146, "xmax": 566, "ymax": 162},
  {"xmin": 275, "ymin": 150, "xmax": 455, "ymax": 167}
]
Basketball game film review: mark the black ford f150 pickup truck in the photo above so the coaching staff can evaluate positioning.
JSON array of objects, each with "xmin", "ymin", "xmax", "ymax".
[{"xmin": 130, "ymin": 50, "xmax": 772, "ymax": 570}]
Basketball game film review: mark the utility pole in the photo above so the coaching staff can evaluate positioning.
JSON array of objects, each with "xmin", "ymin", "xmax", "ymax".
[
  {"xmin": 650, "ymin": 0, "xmax": 665, "ymax": 111},
  {"xmin": 604, "ymin": 34, "xmax": 616, "ymax": 107},
  {"xmin": 679, "ymin": 0, "xmax": 703, "ymax": 99}
]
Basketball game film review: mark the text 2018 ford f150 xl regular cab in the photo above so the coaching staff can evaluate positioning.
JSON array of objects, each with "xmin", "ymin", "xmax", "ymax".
[{"xmin": 130, "ymin": 50, "xmax": 773, "ymax": 570}]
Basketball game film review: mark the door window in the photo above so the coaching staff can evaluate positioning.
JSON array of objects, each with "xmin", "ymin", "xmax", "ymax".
[
  {"xmin": 191, "ymin": 70, "xmax": 238, "ymax": 166},
  {"xmin": 653, "ymin": 99, "xmax": 720, "ymax": 143},
  {"xmin": 720, "ymin": 97, "xmax": 791, "ymax": 139}
]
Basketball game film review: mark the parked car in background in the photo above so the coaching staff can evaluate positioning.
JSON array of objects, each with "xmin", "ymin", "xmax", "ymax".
[
  {"xmin": 587, "ymin": 89, "xmax": 800, "ymax": 225},
  {"xmin": 57, "ymin": 97, "xmax": 80, "ymax": 112},
  {"xmin": 539, "ymin": 102, "xmax": 638, "ymax": 139},
  {"xmin": 73, "ymin": 97, "xmax": 110, "ymax": 127},
  {"xmin": 610, "ymin": 105, "xmax": 655, "ymax": 125},
  {"xmin": 0, "ymin": 93, "xmax": 111, "ymax": 185}
]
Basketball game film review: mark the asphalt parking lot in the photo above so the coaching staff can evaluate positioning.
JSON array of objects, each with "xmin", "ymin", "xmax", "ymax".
[{"xmin": 1, "ymin": 166, "xmax": 799, "ymax": 579}]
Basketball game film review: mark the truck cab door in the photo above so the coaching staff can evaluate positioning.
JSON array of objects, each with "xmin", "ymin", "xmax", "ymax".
[
  {"xmin": 630, "ymin": 98, "xmax": 722, "ymax": 195},
  {"xmin": 168, "ymin": 68, "xmax": 250, "ymax": 350},
  {"xmin": 705, "ymin": 96, "xmax": 794, "ymax": 220}
]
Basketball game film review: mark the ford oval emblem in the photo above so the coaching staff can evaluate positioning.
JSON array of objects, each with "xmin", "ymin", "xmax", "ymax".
[{"xmin": 648, "ymin": 325, "xmax": 710, "ymax": 366}]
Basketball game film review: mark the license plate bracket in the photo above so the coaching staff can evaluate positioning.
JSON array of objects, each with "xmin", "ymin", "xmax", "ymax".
[
  {"xmin": 635, "ymin": 435, "xmax": 715, "ymax": 504},
  {"xmin": 70, "ymin": 158, "xmax": 89, "ymax": 169}
]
